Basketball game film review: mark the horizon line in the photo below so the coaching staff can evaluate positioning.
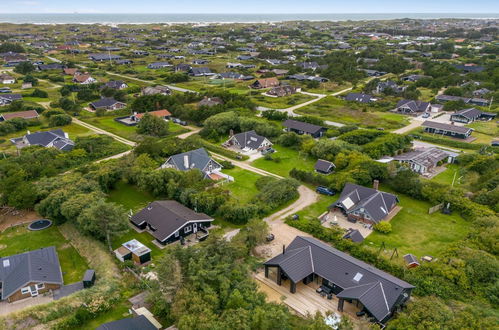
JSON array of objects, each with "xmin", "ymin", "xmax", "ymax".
[{"xmin": 1, "ymin": 12, "xmax": 498, "ymax": 15}]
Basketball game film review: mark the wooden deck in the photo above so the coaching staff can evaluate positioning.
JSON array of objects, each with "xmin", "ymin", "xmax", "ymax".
[{"xmin": 254, "ymin": 271, "xmax": 360, "ymax": 318}]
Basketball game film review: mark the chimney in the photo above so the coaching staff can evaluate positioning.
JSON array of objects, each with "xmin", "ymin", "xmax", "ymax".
[
  {"xmin": 373, "ymin": 180, "xmax": 379, "ymax": 190},
  {"xmin": 229, "ymin": 129, "xmax": 234, "ymax": 137},
  {"xmin": 282, "ymin": 245, "xmax": 286, "ymax": 255},
  {"xmin": 27, "ymin": 130, "xmax": 31, "ymax": 135},
  {"xmin": 183, "ymin": 155, "xmax": 189, "ymax": 169},
  {"xmin": 64, "ymin": 132, "xmax": 69, "ymax": 139}
]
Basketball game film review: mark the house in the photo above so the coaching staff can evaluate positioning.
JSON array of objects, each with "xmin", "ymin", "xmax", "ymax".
[
  {"xmin": 422, "ymin": 121, "xmax": 473, "ymax": 139},
  {"xmin": 161, "ymin": 148, "xmax": 230, "ymax": 181},
  {"xmin": 0, "ymin": 93, "xmax": 22, "ymax": 106},
  {"xmin": 288, "ymin": 74, "xmax": 329, "ymax": 83},
  {"xmin": 296, "ymin": 61, "xmax": 325, "ymax": 70},
  {"xmin": 189, "ymin": 67, "xmax": 213, "ymax": 76},
  {"xmin": 363, "ymin": 69, "xmax": 387, "ymax": 77},
  {"xmin": 102, "ymin": 80, "xmax": 128, "ymax": 90},
  {"xmin": 0, "ymin": 246, "xmax": 63, "ymax": 302},
  {"xmin": 174, "ymin": 63, "xmax": 192, "ymax": 72},
  {"xmin": 63, "ymin": 68, "xmax": 78, "ymax": 76},
  {"xmin": 264, "ymin": 236, "xmax": 414, "ymax": 323},
  {"xmin": 116, "ymin": 59, "xmax": 134, "ymax": 65},
  {"xmin": 0, "ymin": 110, "xmax": 39, "ymax": 122},
  {"xmin": 73, "ymin": 73, "xmax": 96, "ymax": 84},
  {"xmin": 97, "ymin": 315, "xmax": 157, "ymax": 330},
  {"xmin": 314, "ymin": 159, "xmax": 335, "ymax": 175},
  {"xmin": 130, "ymin": 200, "xmax": 214, "ymax": 245},
  {"xmin": 435, "ymin": 94, "xmax": 471, "ymax": 104},
  {"xmin": 393, "ymin": 147, "xmax": 455, "ymax": 174},
  {"xmin": 453, "ymin": 64, "xmax": 485, "ymax": 73},
  {"xmin": 450, "ymin": 108, "xmax": 488, "ymax": 124},
  {"xmin": 89, "ymin": 98, "xmax": 126, "ymax": 111},
  {"xmin": 345, "ymin": 93, "xmax": 375, "ymax": 103},
  {"xmin": 473, "ymin": 88, "xmax": 490, "ymax": 97},
  {"xmin": 114, "ymin": 239, "xmax": 151, "ymax": 265},
  {"xmin": 198, "ymin": 96, "xmax": 224, "ymax": 107},
  {"xmin": 283, "ymin": 119, "xmax": 327, "ymax": 138},
  {"xmin": 37, "ymin": 63, "xmax": 64, "ymax": 71},
  {"xmin": 375, "ymin": 81, "xmax": 406, "ymax": 94},
  {"xmin": 395, "ymin": 99, "xmax": 432, "ymax": 114},
  {"xmin": 147, "ymin": 62, "xmax": 172, "ymax": 69},
  {"xmin": 192, "ymin": 59, "xmax": 209, "ymax": 65},
  {"xmin": 89, "ymin": 53, "xmax": 122, "ymax": 61},
  {"xmin": 267, "ymin": 85, "xmax": 300, "ymax": 97},
  {"xmin": 0, "ymin": 73, "xmax": 15, "ymax": 84},
  {"xmin": 225, "ymin": 130, "xmax": 272, "ymax": 153},
  {"xmin": 11, "ymin": 129, "xmax": 75, "ymax": 150},
  {"xmin": 130, "ymin": 109, "xmax": 171, "ymax": 123},
  {"xmin": 142, "ymin": 85, "xmax": 171, "ymax": 96},
  {"xmin": 401, "ymin": 74, "xmax": 429, "ymax": 82},
  {"xmin": 469, "ymin": 98, "xmax": 490, "ymax": 107},
  {"xmin": 250, "ymin": 77, "xmax": 280, "ymax": 89},
  {"xmin": 330, "ymin": 182, "xmax": 398, "ymax": 224}
]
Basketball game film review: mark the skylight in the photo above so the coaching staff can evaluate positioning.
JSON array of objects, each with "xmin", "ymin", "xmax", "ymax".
[
  {"xmin": 353, "ymin": 272, "xmax": 363, "ymax": 282},
  {"xmin": 3, "ymin": 259, "xmax": 10, "ymax": 267},
  {"xmin": 380, "ymin": 206, "xmax": 387, "ymax": 214},
  {"xmin": 342, "ymin": 197, "xmax": 354, "ymax": 209}
]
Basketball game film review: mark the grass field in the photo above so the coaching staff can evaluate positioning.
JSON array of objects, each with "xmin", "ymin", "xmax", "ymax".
[
  {"xmin": 295, "ymin": 96, "xmax": 408, "ymax": 129},
  {"xmin": 467, "ymin": 120, "xmax": 498, "ymax": 136},
  {"xmin": 364, "ymin": 185, "xmax": 471, "ymax": 257},
  {"xmin": 107, "ymin": 181, "xmax": 155, "ymax": 212},
  {"xmin": 293, "ymin": 194, "xmax": 337, "ymax": 220},
  {"xmin": 431, "ymin": 164, "xmax": 462, "ymax": 186},
  {"xmin": 222, "ymin": 166, "xmax": 263, "ymax": 203},
  {"xmin": 0, "ymin": 226, "xmax": 89, "ymax": 284},
  {"xmin": 251, "ymin": 145, "xmax": 317, "ymax": 177},
  {"xmin": 249, "ymin": 93, "xmax": 314, "ymax": 109}
]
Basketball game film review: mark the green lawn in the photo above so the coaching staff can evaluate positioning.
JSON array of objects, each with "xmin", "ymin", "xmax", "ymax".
[
  {"xmin": 74, "ymin": 300, "xmax": 131, "ymax": 330},
  {"xmin": 294, "ymin": 194, "xmax": 337, "ymax": 220},
  {"xmin": 0, "ymin": 226, "xmax": 88, "ymax": 284},
  {"xmin": 467, "ymin": 121, "xmax": 498, "ymax": 136},
  {"xmin": 222, "ymin": 166, "xmax": 263, "ymax": 203},
  {"xmin": 431, "ymin": 164, "xmax": 462, "ymax": 186},
  {"xmin": 107, "ymin": 181, "xmax": 155, "ymax": 212},
  {"xmin": 364, "ymin": 185, "xmax": 471, "ymax": 257},
  {"xmin": 249, "ymin": 93, "xmax": 314, "ymax": 109},
  {"xmin": 251, "ymin": 145, "xmax": 317, "ymax": 177}
]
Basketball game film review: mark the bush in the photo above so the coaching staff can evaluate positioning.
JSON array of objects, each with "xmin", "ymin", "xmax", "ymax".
[
  {"xmin": 31, "ymin": 88, "xmax": 48, "ymax": 98},
  {"xmin": 49, "ymin": 114, "xmax": 72, "ymax": 127},
  {"xmin": 374, "ymin": 221, "xmax": 392, "ymax": 233}
]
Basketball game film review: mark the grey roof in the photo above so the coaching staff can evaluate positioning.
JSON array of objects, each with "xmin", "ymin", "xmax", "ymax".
[
  {"xmin": 451, "ymin": 108, "xmax": 482, "ymax": 120},
  {"xmin": 332, "ymin": 183, "xmax": 398, "ymax": 223},
  {"xmin": 97, "ymin": 315, "xmax": 157, "ymax": 330},
  {"xmin": 396, "ymin": 99, "xmax": 430, "ymax": 112},
  {"xmin": 104, "ymin": 80, "xmax": 127, "ymax": 89},
  {"xmin": 343, "ymin": 229, "xmax": 364, "ymax": 243},
  {"xmin": 345, "ymin": 93, "xmax": 373, "ymax": 103},
  {"xmin": 0, "ymin": 246, "xmax": 63, "ymax": 299},
  {"xmin": 89, "ymin": 53, "xmax": 122, "ymax": 61},
  {"xmin": 393, "ymin": 147, "xmax": 451, "ymax": 168},
  {"xmin": 165, "ymin": 148, "xmax": 219, "ymax": 173},
  {"xmin": 264, "ymin": 236, "xmax": 414, "ymax": 322},
  {"xmin": 0, "ymin": 93, "xmax": 22, "ymax": 101},
  {"xmin": 314, "ymin": 159, "xmax": 335, "ymax": 173},
  {"xmin": 422, "ymin": 121, "xmax": 473, "ymax": 134},
  {"xmin": 231, "ymin": 130, "xmax": 268, "ymax": 150},
  {"xmin": 90, "ymin": 97, "xmax": 125, "ymax": 109},
  {"xmin": 131, "ymin": 200, "xmax": 213, "ymax": 241},
  {"xmin": 283, "ymin": 119, "xmax": 325, "ymax": 135},
  {"xmin": 435, "ymin": 94, "xmax": 471, "ymax": 103},
  {"xmin": 24, "ymin": 129, "xmax": 74, "ymax": 150},
  {"xmin": 190, "ymin": 67, "xmax": 212, "ymax": 75}
]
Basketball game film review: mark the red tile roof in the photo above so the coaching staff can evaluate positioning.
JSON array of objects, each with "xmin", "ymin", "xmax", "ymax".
[{"xmin": 135, "ymin": 109, "xmax": 171, "ymax": 119}]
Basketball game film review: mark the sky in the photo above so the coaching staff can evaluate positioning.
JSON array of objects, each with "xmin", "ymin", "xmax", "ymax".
[{"xmin": 3, "ymin": 0, "xmax": 499, "ymax": 14}]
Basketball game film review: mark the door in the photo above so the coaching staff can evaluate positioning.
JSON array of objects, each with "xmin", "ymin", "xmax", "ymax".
[{"xmin": 193, "ymin": 223, "xmax": 198, "ymax": 233}]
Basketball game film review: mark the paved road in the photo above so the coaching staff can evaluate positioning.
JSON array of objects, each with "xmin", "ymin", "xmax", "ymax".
[{"xmin": 45, "ymin": 55, "xmax": 62, "ymax": 63}]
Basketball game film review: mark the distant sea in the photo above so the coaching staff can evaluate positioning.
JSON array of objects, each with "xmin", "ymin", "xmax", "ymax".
[{"xmin": 0, "ymin": 13, "xmax": 498, "ymax": 24}]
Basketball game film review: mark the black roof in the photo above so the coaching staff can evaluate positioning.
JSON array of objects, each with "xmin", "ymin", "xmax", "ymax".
[
  {"xmin": 264, "ymin": 236, "xmax": 414, "ymax": 322},
  {"xmin": 332, "ymin": 183, "xmax": 399, "ymax": 223},
  {"xmin": 314, "ymin": 159, "xmax": 335, "ymax": 172},
  {"xmin": 231, "ymin": 130, "xmax": 268, "ymax": 150},
  {"xmin": 283, "ymin": 119, "xmax": 325, "ymax": 135},
  {"xmin": 343, "ymin": 229, "xmax": 364, "ymax": 243},
  {"xmin": 97, "ymin": 315, "xmax": 156, "ymax": 330},
  {"xmin": 131, "ymin": 200, "xmax": 213, "ymax": 242},
  {"xmin": 422, "ymin": 121, "xmax": 473, "ymax": 134},
  {"xmin": 451, "ymin": 108, "xmax": 482, "ymax": 120},
  {"xmin": 90, "ymin": 97, "xmax": 125, "ymax": 108},
  {"xmin": 345, "ymin": 93, "xmax": 373, "ymax": 103}
]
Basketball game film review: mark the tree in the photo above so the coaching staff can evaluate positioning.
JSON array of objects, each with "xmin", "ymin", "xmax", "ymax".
[
  {"xmin": 49, "ymin": 114, "xmax": 72, "ymax": 127},
  {"xmin": 76, "ymin": 200, "xmax": 128, "ymax": 251},
  {"xmin": 0, "ymin": 42, "xmax": 25, "ymax": 53},
  {"xmin": 137, "ymin": 113, "xmax": 169, "ymax": 137},
  {"xmin": 31, "ymin": 89, "xmax": 48, "ymax": 98},
  {"xmin": 14, "ymin": 61, "xmax": 35, "ymax": 75},
  {"xmin": 23, "ymin": 74, "xmax": 38, "ymax": 86}
]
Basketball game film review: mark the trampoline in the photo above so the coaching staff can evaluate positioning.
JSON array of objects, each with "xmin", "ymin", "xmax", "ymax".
[{"xmin": 28, "ymin": 219, "xmax": 52, "ymax": 231}]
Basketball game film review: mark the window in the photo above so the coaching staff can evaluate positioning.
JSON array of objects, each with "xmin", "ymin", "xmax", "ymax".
[
  {"xmin": 36, "ymin": 283, "xmax": 45, "ymax": 290},
  {"xmin": 175, "ymin": 231, "xmax": 179, "ymax": 237},
  {"xmin": 184, "ymin": 225, "xmax": 192, "ymax": 233},
  {"xmin": 21, "ymin": 287, "xmax": 30, "ymax": 294},
  {"xmin": 353, "ymin": 272, "xmax": 363, "ymax": 282}
]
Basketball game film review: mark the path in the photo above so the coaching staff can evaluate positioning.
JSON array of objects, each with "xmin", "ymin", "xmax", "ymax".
[
  {"xmin": 71, "ymin": 117, "xmax": 137, "ymax": 147},
  {"xmin": 176, "ymin": 126, "xmax": 201, "ymax": 139}
]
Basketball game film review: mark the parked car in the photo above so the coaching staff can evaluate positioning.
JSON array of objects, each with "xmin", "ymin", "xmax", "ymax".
[
  {"xmin": 261, "ymin": 147, "xmax": 275, "ymax": 155},
  {"xmin": 316, "ymin": 186, "xmax": 335, "ymax": 196},
  {"xmin": 171, "ymin": 117, "xmax": 187, "ymax": 126},
  {"xmin": 422, "ymin": 112, "xmax": 430, "ymax": 118}
]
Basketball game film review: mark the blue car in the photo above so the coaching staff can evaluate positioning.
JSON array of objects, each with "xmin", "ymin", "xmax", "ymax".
[{"xmin": 316, "ymin": 186, "xmax": 335, "ymax": 196}]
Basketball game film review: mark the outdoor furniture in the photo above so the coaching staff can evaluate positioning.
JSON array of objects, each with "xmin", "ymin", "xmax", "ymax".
[
  {"xmin": 327, "ymin": 294, "xmax": 333, "ymax": 300},
  {"xmin": 320, "ymin": 291, "xmax": 326, "ymax": 298},
  {"xmin": 356, "ymin": 311, "xmax": 366, "ymax": 317},
  {"xmin": 316, "ymin": 287, "xmax": 323, "ymax": 294}
]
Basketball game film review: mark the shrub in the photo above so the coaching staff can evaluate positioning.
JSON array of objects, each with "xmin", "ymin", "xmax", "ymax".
[{"xmin": 374, "ymin": 221, "xmax": 392, "ymax": 233}]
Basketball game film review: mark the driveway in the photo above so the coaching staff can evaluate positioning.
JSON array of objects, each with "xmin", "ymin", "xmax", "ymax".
[{"xmin": 0, "ymin": 295, "xmax": 53, "ymax": 316}]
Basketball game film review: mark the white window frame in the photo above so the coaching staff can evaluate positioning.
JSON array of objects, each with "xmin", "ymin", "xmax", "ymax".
[
  {"xmin": 36, "ymin": 283, "xmax": 45, "ymax": 290},
  {"xmin": 21, "ymin": 287, "xmax": 30, "ymax": 294},
  {"xmin": 175, "ymin": 231, "xmax": 179, "ymax": 238},
  {"xmin": 184, "ymin": 225, "xmax": 192, "ymax": 234}
]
